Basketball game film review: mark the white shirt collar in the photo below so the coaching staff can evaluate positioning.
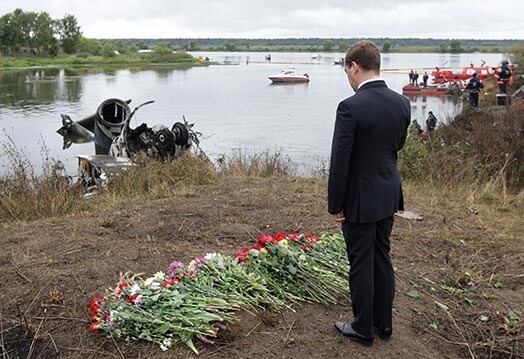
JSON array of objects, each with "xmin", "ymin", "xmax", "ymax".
[{"xmin": 358, "ymin": 77, "xmax": 385, "ymax": 89}]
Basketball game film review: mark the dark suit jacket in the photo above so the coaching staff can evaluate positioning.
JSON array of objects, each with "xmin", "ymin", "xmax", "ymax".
[{"xmin": 328, "ymin": 80, "xmax": 410, "ymax": 223}]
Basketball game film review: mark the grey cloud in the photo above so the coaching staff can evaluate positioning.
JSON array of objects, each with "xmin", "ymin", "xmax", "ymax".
[{"xmin": 1, "ymin": 0, "xmax": 523, "ymax": 39}]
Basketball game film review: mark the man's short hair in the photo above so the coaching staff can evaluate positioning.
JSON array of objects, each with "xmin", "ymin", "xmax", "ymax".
[{"xmin": 345, "ymin": 40, "xmax": 381, "ymax": 73}]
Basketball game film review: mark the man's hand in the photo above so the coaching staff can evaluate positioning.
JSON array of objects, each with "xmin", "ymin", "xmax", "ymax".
[{"xmin": 333, "ymin": 211, "xmax": 345, "ymax": 223}]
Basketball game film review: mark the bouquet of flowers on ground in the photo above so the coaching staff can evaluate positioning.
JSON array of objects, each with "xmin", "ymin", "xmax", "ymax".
[
  {"xmin": 90, "ymin": 266, "xmax": 240, "ymax": 353},
  {"xmin": 89, "ymin": 232, "xmax": 349, "ymax": 353},
  {"xmin": 232, "ymin": 232, "xmax": 349, "ymax": 306}
]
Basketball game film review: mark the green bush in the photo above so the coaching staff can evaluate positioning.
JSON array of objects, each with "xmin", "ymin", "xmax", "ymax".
[{"xmin": 398, "ymin": 136, "xmax": 432, "ymax": 181}]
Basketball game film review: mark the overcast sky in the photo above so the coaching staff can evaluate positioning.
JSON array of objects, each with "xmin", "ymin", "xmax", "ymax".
[{"xmin": 1, "ymin": 0, "xmax": 523, "ymax": 40}]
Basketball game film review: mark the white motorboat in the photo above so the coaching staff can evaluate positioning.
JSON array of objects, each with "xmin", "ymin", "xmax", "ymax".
[{"xmin": 268, "ymin": 68, "xmax": 310, "ymax": 83}]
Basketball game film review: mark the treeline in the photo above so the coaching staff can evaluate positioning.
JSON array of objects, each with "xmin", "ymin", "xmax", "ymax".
[
  {"xmin": 117, "ymin": 37, "xmax": 524, "ymax": 48},
  {"xmin": 106, "ymin": 37, "xmax": 524, "ymax": 53},
  {"xmin": 0, "ymin": 9, "xmax": 81, "ymax": 56}
]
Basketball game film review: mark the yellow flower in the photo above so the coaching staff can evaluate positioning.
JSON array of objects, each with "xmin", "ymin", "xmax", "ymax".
[{"xmin": 279, "ymin": 239, "xmax": 289, "ymax": 248}]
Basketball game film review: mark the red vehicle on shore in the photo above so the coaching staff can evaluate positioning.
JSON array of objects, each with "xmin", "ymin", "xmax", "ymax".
[{"xmin": 431, "ymin": 61, "xmax": 494, "ymax": 83}]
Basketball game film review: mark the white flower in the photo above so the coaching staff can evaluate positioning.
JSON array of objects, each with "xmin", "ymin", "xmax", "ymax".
[
  {"xmin": 144, "ymin": 272, "xmax": 165, "ymax": 287},
  {"xmin": 204, "ymin": 252, "xmax": 218, "ymax": 260},
  {"xmin": 153, "ymin": 271, "xmax": 166, "ymax": 280},
  {"xmin": 143, "ymin": 277, "xmax": 155, "ymax": 286},
  {"xmin": 129, "ymin": 284, "xmax": 140, "ymax": 296},
  {"xmin": 106, "ymin": 311, "xmax": 115, "ymax": 324},
  {"xmin": 150, "ymin": 282, "xmax": 161, "ymax": 291},
  {"xmin": 160, "ymin": 338, "xmax": 172, "ymax": 351}
]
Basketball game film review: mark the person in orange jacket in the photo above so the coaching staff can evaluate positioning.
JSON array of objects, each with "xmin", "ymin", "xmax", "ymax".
[{"xmin": 493, "ymin": 61, "xmax": 512, "ymax": 94}]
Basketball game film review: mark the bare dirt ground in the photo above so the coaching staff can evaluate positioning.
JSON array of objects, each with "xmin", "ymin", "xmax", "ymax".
[{"xmin": 0, "ymin": 177, "xmax": 522, "ymax": 358}]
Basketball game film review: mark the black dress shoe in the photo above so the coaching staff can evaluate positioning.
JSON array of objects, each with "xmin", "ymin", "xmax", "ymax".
[
  {"xmin": 334, "ymin": 322, "xmax": 373, "ymax": 346},
  {"xmin": 374, "ymin": 326, "xmax": 392, "ymax": 340}
]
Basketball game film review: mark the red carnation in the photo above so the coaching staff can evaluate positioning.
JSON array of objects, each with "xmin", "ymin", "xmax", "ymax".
[
  {"xmin": 275, "ymin": 233, "xmax": 288, "ymax": 242},
  {"xmin": 89, "ymin": 322, "xmax": 100, "ymax": 332},
  {"xmin": 125, "ymin": 294, "xmax": 138, "ymax": 303},
  {"xmin": 257, "ymin": 234, "xmax": 275, "ymax": 246}
]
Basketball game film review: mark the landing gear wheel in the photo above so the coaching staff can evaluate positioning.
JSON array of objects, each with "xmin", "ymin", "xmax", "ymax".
[{"xmin": 172, "ymin": 122, "xmax": 189, "ymax": 145}]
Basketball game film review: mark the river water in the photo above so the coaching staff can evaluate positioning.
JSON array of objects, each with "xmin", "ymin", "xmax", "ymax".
[{"xmin": 0, "ymin": 52, "xmax": 504, "ymax": 176}]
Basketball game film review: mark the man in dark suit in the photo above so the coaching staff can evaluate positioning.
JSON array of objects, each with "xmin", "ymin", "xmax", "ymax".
[{"xmin": 328, "ymin": 40, "xmax": 410, "ymax": 345}]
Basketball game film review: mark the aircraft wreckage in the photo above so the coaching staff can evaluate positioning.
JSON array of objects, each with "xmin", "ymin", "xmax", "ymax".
[{"xmin": 57, "ymin": 98, "xmax": 200, "ymax": 192}]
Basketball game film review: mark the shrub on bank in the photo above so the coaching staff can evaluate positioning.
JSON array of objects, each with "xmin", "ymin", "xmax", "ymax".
[
  {"xmin": 0, "ymin": 138, "xmax": 84, "ymax": 223},
  {"xmin": 399, "ymin": 104, "xmax": 524, "ymax": 189}
]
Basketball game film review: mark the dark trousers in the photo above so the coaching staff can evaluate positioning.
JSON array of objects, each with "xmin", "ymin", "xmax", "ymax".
[
  {"xmin": 469, "ymin": 92, "xmax": 479, "ymax": 107},
  {"xmin": 342, "ymin": 216, "xmax": 395, "ymax": 337}
]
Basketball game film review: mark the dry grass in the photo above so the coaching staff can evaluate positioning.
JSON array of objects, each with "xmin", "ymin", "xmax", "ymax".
[
  {"xmin": 216, "ymin": 149, "xmax": 296, "ymax": 178},
  {"xmin": 0, "ymin": 149, "xmax": 297, "ymax": 225},
  {"xmin": 106, "ymin": 152, "xmax": 217, "ymax": 199},
  {"xmin": 0, "ymin": 136, "xmax": 85, "ymax": 224},
  {"xmin": 398, "ymin": 182, "xmax": 523, "ymax": 358}
]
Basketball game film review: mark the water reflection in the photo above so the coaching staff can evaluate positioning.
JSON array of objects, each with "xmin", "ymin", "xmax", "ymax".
[
  {"xmin": 0, "ymin": 68, "xmax": 82, "ymax": 107},
  {"xmin": 0, "ymin": 66, "xmax": 195, "ymax": 110},
  {"xmin": 407, "ymin": 94, "xmax": 464, "ymax": 129}
]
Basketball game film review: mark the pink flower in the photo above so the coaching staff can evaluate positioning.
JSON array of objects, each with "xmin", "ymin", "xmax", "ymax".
[{"xmin": 200, "ymin": 336, "xmax": 215, "ymax": 344}]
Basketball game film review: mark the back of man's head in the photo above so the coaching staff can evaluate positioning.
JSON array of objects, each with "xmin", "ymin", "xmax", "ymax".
[{"xmin": 345, "ymin": 40, "xmax": 380, "ymax": 73}]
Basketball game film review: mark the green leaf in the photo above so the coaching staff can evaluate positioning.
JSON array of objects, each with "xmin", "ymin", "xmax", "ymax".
[
  {"xmin": 157, "ymin": 323, "xmax": 171, "ymax": 334},
  {"xmin": 429, "ymin": 323, "xmax": 438, "ymax": 330},
  {"xmin": 434, "ymin": 301, "xmax": 449, "ymax": 311},
  {"xmin": 287, "ymin": 265, "xmax": 297, "ymax": 275},
  {"xmin": 421, "ymin": 276, "xmax": 436, "ymax": 285},
  {"xmin": 413, "ymin": 308, "xmax": 422, "ymax": 315},
  {"xmin": 480, "ymin": 314, "xmax": 489, "ymax": 322},
  {"xmin": 408, "ymin": 279, "xmax": 420, "ymax": 288},
  {"xmin": 508, "ymin": 311, "xmax": 519, "ymax": 321},
  {"xmin": 184, "ymin": 338, "xmax": 199, "ymax": 354},
  {"xmin": 493, "ymin": 282, "xmax": 503, "ymax": 289},
  {"xmin": 406, "ymin": 290, "xmax": 420, "ymax": 299},
  {"xmin": 464, "ymin": 297, "xmax": 474, "ymax": 305}
]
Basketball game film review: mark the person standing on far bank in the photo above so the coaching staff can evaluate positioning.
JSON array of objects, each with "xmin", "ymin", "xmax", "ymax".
[
  {"xmin": 328, "ymin": 40, "xmax": 410, "ymax": 346},
  {"xmin": 426, "ymin": 111, "xmax": 438, "ymax": 132},
  {"xmin": 466, "ymin": 72, "xmax": 484, "ymax": 108},
  {"xmin": 422, "ymin": 72, "xmax": 429, "ymax": 87}
]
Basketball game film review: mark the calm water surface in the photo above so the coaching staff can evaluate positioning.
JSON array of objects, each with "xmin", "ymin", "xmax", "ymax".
[{"xmin": 0, "ymin": 52, "xmax": 504, "ymax": 176}]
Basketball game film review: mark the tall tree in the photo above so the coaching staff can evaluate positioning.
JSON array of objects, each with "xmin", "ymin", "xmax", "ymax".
[
  {"xmin": 77, "ymin": 36, "xmax": 101, "ymax": 56},
  {"xmin": 33, "ymin": 12, "xmax": 56, "ymax": 55},
  {"xmin": 323, "ymin": 40, "xmax": 334, "ymax": 52},
  {"xmin": 3, "ymin": 11, "xmax": 25, "ymax": 54},
  {"xmin": 154, "ymin": 41, "xmax": 174, "ymax": 56},
  {"xmin": 382, "ymin": 41, "xmax": 392, "ymax": 52},
  {"xmin": 58, "ymin": 14, "xmax": 82, "ymax": 54},
  {"xmin": 16, "ymin": 9, "xmax": 37, "ymax": 54},
  {"xmin": 0, "ymin": 16, "xmax": 5, "ymax": 55},
  {"xmin": 450, "ymin": 39, "xmax": 461, "ymax": 53},
  {"xmin": 438, "ymin": 42, "xmax": 449, "ymax": 53}
]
